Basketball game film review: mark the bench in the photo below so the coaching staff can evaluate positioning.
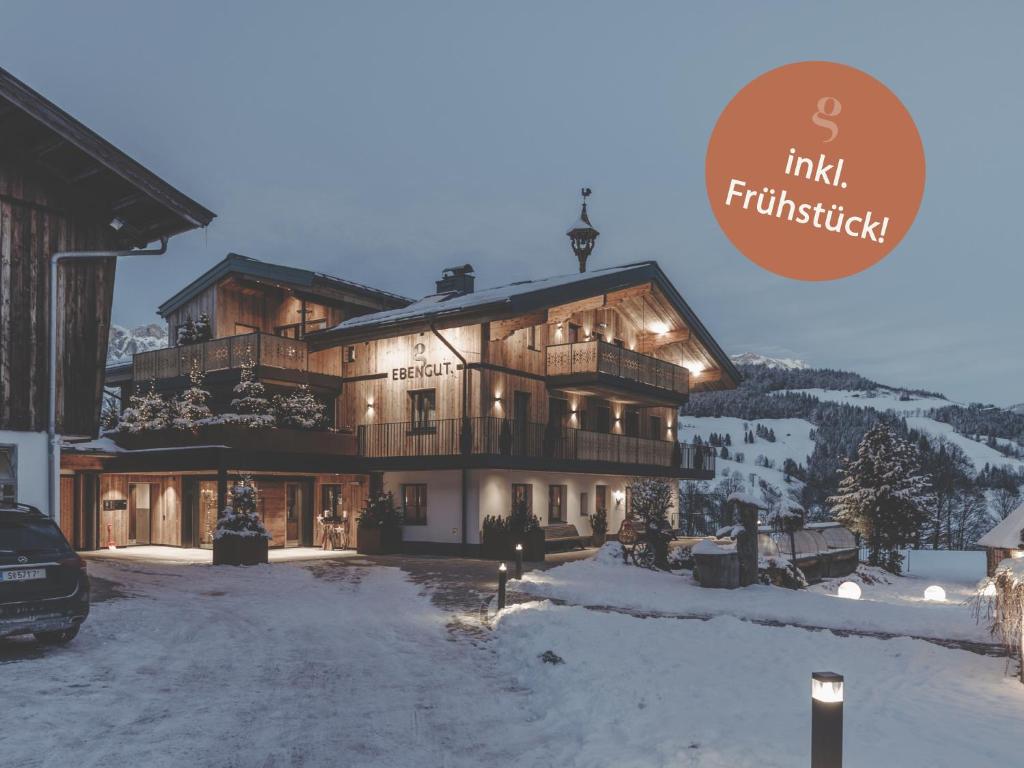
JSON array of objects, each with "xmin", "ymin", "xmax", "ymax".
[{"xmin": 542, "ymin": 523, "xmax": 588, "ymax": 551}]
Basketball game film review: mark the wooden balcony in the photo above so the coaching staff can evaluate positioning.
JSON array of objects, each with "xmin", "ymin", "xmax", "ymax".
[
  {"xmin": 545, "ymin": 340, "xmax": 689, "ymax": 405},
  {"xmin": 132, "ymin": 332, "xmax": 340, "ymax": 388},
  {"xmin": 357, "ymin": 417, "xmax": 715, "ymax": 479}
]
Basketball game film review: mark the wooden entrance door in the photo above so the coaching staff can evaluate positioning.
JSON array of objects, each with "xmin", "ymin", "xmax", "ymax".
[
  {"xmin": 128, "ymin": 483, "xmax": 157, "ymax": 545},
  {"xmin": 285, "ymin": 482, "xmax": 303, "ymax": 547}
]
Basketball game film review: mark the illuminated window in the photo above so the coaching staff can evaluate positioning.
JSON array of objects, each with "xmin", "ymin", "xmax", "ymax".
[
  {"xmin": 402, "ymin": 484, "xmax": 427, "ymax": 525},
  {"xmin": 409, "ymin": 389, "xmax": 437, "ymax": 431},
  {"xmin": 548, "ymin": 485, "xmax": 567, "ymax": 523}
]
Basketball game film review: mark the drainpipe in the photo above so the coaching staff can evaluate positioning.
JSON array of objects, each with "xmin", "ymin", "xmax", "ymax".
[
  {"xmin": 430, "ymin": 324, "xmax": 470, "ymax": 553},
  {"xmin": 48, "ymin": 239, "xmax": 169, "ymax": 521}
]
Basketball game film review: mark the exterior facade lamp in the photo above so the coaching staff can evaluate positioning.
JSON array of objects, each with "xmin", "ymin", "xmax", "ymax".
[
  {"xmin": 613, "ymin": 489, "xmax": 625, "ymax": 508},
  {"xmin": 567, "ymin": 188, "xmax": 599, "ymax": 273},
  {"xmin": 811, "ymin": 671, "xmax": 844, "ymax": 767}
]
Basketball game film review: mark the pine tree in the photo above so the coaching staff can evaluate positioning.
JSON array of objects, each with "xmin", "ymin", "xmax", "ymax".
[
  {"xmin": 118, "ymin": 380, "xmax": 171, "ymax": 432},
  {"xmin": 177, "ymin": 316, "xmax": 197, "ymax": 346},
  {"xmin": 230, "ymin": 357, "xmax": 276, "ymax": 428},
  {"xmin": 194, "ymin": 313, "xmax": 212, "ymax": 342},
  {"xmin": 829, "ymin": 423, "xmax": 935, "ymax": 573},
  {"xmin": 274, "ymin": 385, "xmax": 326, "ymax": 430},
  {"xmin": 173, "ymin": 360, "xmax": 212, "ymax": 429},
  {"xmin": 215, "ymin": 475, "xmax": 270, "ymax": 541}
]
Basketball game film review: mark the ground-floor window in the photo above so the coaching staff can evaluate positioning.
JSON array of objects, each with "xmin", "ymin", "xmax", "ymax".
[
  {"xmin": 0, "ymin": 445, "xmax": 16, "ymax": 504},
  {"xmin": 548, "ymin": 484, "xmax": 566, "ymax": 523},
  {"xmin": 512, "ymin": 483, "xmax": 532, "ymax": 514},
  {"xmin": 402, "ymin": 484, "xmax": 428, "ymax": 525}
]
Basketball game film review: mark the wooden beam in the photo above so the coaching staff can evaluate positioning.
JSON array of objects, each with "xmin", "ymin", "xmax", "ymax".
[
  {"xmin": 636, "ymin": 328, "xmax": 691, "ymax": 354},
  {"xmin": 547, "ymin": 295, "xmax": 604, "ymax": 324},
  {"xmin": 488, "ymin": 310, "xmax": 547, "ymax": 341},
  {"xmin": 604, "ymin": 282, "xmax": 652, "ymax": 308}
]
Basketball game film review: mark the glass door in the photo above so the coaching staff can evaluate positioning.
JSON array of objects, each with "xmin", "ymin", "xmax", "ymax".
[
  {"xmin": 286, "ymin": 483, "xmax": 303, "ymax": 547},
  {"xmin": 198, "ymin": 481, "xmax": 219, "ymax": 549}
]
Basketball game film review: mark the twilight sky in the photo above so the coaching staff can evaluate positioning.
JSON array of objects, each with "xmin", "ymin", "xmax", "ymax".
[{"xmin": 2, "ymin": 2, "xmax": 1021, "ymax": 405}]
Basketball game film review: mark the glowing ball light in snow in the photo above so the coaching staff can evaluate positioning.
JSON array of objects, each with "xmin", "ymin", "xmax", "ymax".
[
  {"xmin": 836, "ymin": 581, "xmax": 861, "ymax": 600},
  {"xmin": 924, "ymin": 585, "xmax": 946, "ymax": 602}
]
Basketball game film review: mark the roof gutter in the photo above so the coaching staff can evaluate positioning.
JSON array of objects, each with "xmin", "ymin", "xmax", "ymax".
[{"xmin": 48, "ymin": 238, "xmax": 169, "ymax": 522}]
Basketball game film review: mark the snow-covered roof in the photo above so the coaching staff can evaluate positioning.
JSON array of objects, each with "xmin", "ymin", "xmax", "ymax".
[{"xmin": 978, "ymin": 502, "xmax": 1024, "ymax": 549}]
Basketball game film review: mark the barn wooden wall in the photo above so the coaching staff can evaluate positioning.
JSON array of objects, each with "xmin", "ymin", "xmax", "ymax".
[{"xmin": 0, "ymin": 151, "xmax": 118, "ymax": 437}]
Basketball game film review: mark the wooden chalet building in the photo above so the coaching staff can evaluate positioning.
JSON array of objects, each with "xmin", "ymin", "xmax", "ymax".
[
  {"xmin": 0, "ymin": 65, "xmax": 213, "ymax": 540},
  {"xmin": 66, "ymin": 224, "xmax": 739, "ymax": 554}
]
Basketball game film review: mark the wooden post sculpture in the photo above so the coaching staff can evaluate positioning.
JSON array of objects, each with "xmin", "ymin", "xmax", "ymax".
[{"xmin": 732, "ymin": 499, "xmax": 760, "ymax": 587}]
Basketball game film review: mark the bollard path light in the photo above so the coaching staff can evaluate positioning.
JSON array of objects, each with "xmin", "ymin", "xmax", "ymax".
[
  {"xmin": 811, "ymin": 672, "xmax": 844, "ymax": 768},
  {"xmin": 514, "ymin": 543, "xmax": 524, "ymax": 580},
  {"xmin": 497, "ymin": 563, "xmax": 508, "ymax": 611}
]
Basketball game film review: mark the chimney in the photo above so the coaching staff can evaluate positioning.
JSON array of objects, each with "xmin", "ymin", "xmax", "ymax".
[{"xmin": 435, "ymin": 264, "xmax": 475, "ymax": 295}]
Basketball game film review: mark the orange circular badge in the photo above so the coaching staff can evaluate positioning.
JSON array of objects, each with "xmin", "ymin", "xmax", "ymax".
[{"xmin": 705, "ymin": 61, "xmax": 925, "ymax": 280}]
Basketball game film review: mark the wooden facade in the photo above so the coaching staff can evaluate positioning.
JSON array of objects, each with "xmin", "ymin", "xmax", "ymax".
[{"xmin": 0, "ymin": 148, "xmax": 118, "ymax": 436}]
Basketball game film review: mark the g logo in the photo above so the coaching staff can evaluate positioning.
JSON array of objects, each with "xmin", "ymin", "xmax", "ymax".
[
  {"xmin": 17, "ymin": 555, "xmax": 28, "ymax": 564},
  {"xmin": 811, "ymin": 96, "xmax": 842, "ymax": 143},
  {"xmin": 412, "ymin": 342, "xmax": 427, "ymax": 365}
]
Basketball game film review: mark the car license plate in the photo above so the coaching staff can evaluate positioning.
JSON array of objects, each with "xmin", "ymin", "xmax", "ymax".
[{"xmin": 0, "ymin": 568, "xmax": 46, "ymax": 582}]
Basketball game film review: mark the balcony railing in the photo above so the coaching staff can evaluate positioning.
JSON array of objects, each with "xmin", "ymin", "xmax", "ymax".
[
  {"xmin": 357, "ymin": 416, "xmax": 715, "ymax": 474},
  {"xmin": 546, "ymin": 340, "xmax": 689, "ymax": 396},
  {"xmin": 132, "ymin": 332, "xmax": 335, "ymax": 381}
]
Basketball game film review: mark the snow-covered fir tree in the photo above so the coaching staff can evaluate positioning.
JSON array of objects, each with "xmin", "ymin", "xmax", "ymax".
[
  {"xmin": 214, "ymin": 475, "xmax": 270, "ymax": 541},
  {"xmin": 173, "ymin": 360, "xmax": 212, "ymax": 429},
  {"xmin": 229, "ymin": 357, "xmax": 276, "ymax": 428},
  {"xmin": 274, "ymin": 385, "xmax": 326, "ymax": 430},
  {"xmin": 117, "ymin": 380, "xmax": 171, "ymax": 432},
  {"xmin": 194, "ymin": 312, "xmax": 212, "ymax": 343},
  {"xmin": 829, "ymin": 423, "xmax": 935, "ymax": 573}
]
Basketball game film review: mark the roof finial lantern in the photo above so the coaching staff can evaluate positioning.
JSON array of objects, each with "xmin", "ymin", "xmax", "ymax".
[{"xmin": 567, "ymin": 187, "xmax": 599, "ymax": 273}]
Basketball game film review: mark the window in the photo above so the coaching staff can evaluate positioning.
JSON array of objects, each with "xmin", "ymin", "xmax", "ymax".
[
  {"xmin": 595, "ymin": 485, "xmax": 608, "ymax": 516},
  {"xmin": 513, "ymin": 391, "xmax": 531, "ymax": 424},
  {"xmin": 595, "ymin": 406, "xmax": 611, "ymax": 433},
  {"xmin": 649, "ymin": 416, "xmax": 663, "ymax": 439},
  {"xmin": 527, "ymin": 325, "xmax": 538, "ymax": 350},
  {"xmin": 409, "ymin": 389, "xmax": 437, "ymax": 431},
  {"xmin": 548, "ymin": 485, "xmax": 566, "ymax": 523},
  {"xmin": 402, "ymin": 484, "xmax": 427, "ymax": 525},
  {"xmin": 512, "ymin": 483, "xmax": 532, "ymax": 514},
  {"xmin": 345, "ymin": 345, "xmax": 357, "ymax": 363},
  {"xmin": 624, "ymin": 408, "xmax": 640, "ymax": 437},
  {"xmin": 567, "ymin": 323, "xmax": 581, "ymax": 344},
  {"xmin": 0, "ymin": 446, "xmax": 15, "ymax": 504}
]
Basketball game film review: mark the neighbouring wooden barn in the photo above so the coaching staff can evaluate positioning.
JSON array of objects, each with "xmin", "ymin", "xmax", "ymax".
[
  {"xmin": 0, "ymin": 64, "xmax": 213, "ymax": 528},
  {"xmin": 978, "ymin": 502, "xmax": 1024, "ymax": 576}
]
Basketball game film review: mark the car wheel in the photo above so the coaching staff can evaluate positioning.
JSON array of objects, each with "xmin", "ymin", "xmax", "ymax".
[{"xmin": 34, "ymin": 626, "xmax": 80, "ymax": 645}]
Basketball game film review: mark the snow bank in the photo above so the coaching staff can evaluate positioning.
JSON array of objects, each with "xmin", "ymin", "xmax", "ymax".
[
  {"xmin": 493, "ymin": 601, "xmax": 1024, "ymax": 767},
  {"xmin": 515, "ymin": 550, "xmax": 992, "ymax": 642}
]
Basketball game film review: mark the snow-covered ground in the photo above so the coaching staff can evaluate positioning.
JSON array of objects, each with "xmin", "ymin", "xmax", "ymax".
[
  {"xmin": 780, "ymin": 387, "xmax": 954, "ymax": 415},
  {"xmin": 677, "ymin": 416, "xmax": 815, "ymax": 496},
  {"xmin": 904, "ymin": 416, "xmax": 1024, "ymax": 473},
  {"xmin": 3, "ymin": 555, "xmax": 1021, "ymax": 767},
  {"xmin": 515, "ymin": 546, "xmax": 993, "ymax": 643}
]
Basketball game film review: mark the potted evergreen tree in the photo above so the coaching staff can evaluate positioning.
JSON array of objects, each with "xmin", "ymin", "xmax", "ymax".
[
  {"xmin": 589, "ymin": 505, "xmax": 608, "ymax": 547},
  {"xmin": 357, "ymin": 492, "xmax": 403, "ymax": 554},
  {"xmin": 213, "ymin": 476, "xmax": 271, "ymax": 565}
]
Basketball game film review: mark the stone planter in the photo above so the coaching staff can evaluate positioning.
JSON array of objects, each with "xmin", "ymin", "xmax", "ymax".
[
  {"xmin": 213, "ymin": 534, "xmax": 269, "ymax": 566},
  {"xmin": 694, "ymin": 551, "xmax": 740, "ymax": 589},
  {"xmin": 357, "ymin": 525, "xmax": 402, "ymax": 555},
  {"xmin": 591, "ymin": 531, "xmax": 606, "ymax": 548}
]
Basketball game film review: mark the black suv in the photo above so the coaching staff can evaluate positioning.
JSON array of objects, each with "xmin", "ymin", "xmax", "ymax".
[{"xmin": 0, "ymin": 504, "xmax": 89, "ymax": 644}]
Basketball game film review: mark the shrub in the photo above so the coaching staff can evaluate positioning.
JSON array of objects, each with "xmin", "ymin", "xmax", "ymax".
[{"xmin": 358, "ymin": 492, "xmax": 403, "ymax": 529}]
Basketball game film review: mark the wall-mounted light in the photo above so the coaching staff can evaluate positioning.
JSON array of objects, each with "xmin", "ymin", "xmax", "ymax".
[
  {"xmin": 649, "ymin": 321, "xmax": 669, "ymax": 335},
  {"xmin": 366, "ymin": 398, "xmax": 374, "ymax": 411},
  {"xmin": 612, "ymin": 489, "xmax": 625, "ymax": 506},
  {"xmin": 494, "ymin": 393, "xmax": 503, "ymax": 403}
]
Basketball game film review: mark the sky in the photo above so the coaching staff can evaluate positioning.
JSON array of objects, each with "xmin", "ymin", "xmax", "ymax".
[{"xmin": 2, "ymin": 1, "xmax": 1021, "ymax": 405}]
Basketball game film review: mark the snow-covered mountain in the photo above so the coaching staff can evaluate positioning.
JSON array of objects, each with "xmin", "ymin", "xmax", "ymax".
[
  {"xmin": 107, "ymin": 323, "xmax": 167, "ymax": 364},
  {"xmin": 1011, "ymin": 403, "xmax": 1024, "ymax": 415},
  {"xmin": 681, "ymin": 354, "xmax": 1024, "ymax": 523},
  {"xmin": 729, "ymin": 352, "xmax": 808, "ymax": 370}
]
